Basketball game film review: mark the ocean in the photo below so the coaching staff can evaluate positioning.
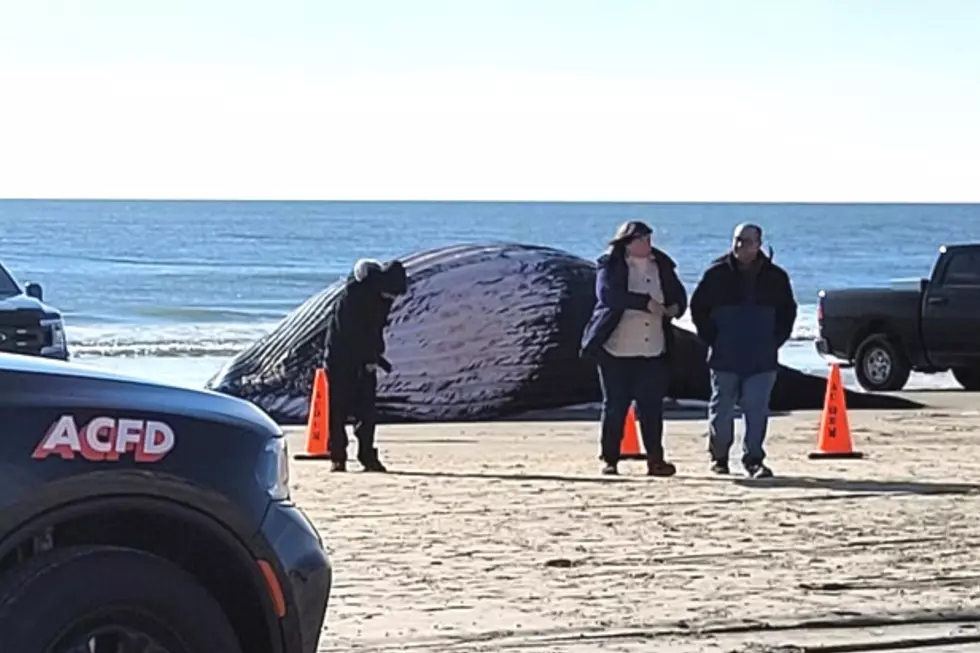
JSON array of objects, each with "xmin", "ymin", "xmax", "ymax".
[{"xmin": 3, "ymin": 200, "xmax": 979, "ymax": 392}]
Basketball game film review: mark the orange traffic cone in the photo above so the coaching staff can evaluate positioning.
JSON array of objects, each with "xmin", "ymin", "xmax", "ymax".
[
  {"xmin": 808, "ymin": 363, "xmax": 864, "ymax": 459},
  {"xmin": 294, "ymin": 367, "xmax": 332, "ymax": 460},
  {"xmin": 620, "ymin": 403, "xmax": 646, "ymax": 460}
]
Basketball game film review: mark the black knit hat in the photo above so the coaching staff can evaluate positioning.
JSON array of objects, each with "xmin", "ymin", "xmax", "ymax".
[
  {"xmin": 379, "ymin": 260, "xmax": 408, "ymax": 296},
  {"xmin": 608, "ymin": 220, "xmax": 653, "ymax": 246}
]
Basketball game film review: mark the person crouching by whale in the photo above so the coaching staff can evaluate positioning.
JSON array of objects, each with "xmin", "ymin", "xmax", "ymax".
[
  {"xmin": 323, "ymin": 258, "xmax": 408, "ymax": 473},
  {"xmin": 580, "ymin": 220, "xmax": 688, "ymax": 477}
]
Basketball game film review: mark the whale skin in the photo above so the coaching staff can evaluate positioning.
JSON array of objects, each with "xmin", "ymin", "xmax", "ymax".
[{"xmin": 204, "ymin": 242, "xmax": 923, "ymax": 424}]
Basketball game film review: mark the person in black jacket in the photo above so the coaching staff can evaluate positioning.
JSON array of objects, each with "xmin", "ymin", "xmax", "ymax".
[
  {"xmin": 689, "ymin": 223, "xmax": 797, "ymax": 478},
  {"xmin": 580, "ymin": 220, "xmax": 688, "ymax": 476},
  {"xmin": 323, "ymin": 258, "xmax": 408, "ymax": 473}
]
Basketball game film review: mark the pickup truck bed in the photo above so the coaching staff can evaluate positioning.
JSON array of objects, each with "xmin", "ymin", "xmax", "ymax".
[{"xmin": 816, "ymin": 244, "xmax": 980, "ymax": 392}]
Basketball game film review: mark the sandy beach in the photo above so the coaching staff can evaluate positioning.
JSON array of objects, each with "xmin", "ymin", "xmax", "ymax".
[{"xmin": 286, "ymin": 391, "xmax": 980, "ymax": 653}]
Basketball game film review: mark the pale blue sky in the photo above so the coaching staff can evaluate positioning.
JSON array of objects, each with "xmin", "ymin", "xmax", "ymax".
[{"xmin": 0, "ymin": 0, "xmax": 977, "ymax": 201}]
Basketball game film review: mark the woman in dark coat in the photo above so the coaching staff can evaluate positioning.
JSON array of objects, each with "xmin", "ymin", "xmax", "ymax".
[{"xmin": 580, "ymin": 220, "xmax": 688, "ymax": 476}]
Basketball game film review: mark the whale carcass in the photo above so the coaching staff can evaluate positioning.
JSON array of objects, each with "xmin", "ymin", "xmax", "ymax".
[{"xmin": 204, "ymin": 242, "xmax": 922, "ymax": 424}]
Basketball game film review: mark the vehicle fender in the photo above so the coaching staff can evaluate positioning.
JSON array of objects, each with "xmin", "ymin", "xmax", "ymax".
[
  {"xmin": 847, "ymin": 317, "xmax": 913, "ymax": 363},
  {"xmin": 0, "ymin": 488, "xmax": 283, "ymax": 653}
]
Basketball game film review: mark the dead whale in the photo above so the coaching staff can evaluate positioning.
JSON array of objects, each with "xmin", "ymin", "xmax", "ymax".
[{"xmin": 204, "ymin": 242, "xmax": 922, "ymax": 424}]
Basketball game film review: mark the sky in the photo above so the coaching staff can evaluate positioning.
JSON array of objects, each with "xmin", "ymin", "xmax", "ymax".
[{"xmin": 0, "ymin": 0, "xmax": 977, "ymax": 202}]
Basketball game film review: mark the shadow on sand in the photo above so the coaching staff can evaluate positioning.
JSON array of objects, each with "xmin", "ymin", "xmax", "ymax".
[
  {"xmin": 731, "ymin": 474, "xmax": 980, "ymax": 496},
  {"xmin": 384, "ymin": 471, "xmax": 980, "ymax": 494},
  {"xmin": 386, "ymin": 469, "xmax": 639, "ymax": 484}
]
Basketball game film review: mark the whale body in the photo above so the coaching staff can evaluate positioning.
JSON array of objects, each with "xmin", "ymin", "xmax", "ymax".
[{"xmin": 204, "ymin": 242, "xmax": 922, "ymax": 424}]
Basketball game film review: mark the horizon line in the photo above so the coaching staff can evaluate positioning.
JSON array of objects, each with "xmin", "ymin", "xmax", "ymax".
[{"xmin": 2, "ymin": 197, "xmax": 979, "ymax": 206}]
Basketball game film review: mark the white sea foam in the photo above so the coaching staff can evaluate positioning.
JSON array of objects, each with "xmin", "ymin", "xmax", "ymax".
[{"xmin": 65, "ymin": 304, "xmax": 821, "ymax": 358}]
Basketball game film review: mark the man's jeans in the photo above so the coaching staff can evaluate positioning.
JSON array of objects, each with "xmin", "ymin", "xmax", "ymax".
[{"xmin": 707, "ymin": 369, "xmax": 777, "ymax": 466}]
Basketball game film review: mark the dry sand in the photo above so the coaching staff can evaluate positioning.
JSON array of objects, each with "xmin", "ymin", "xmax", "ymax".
[{"xmin": 285, "ymin": 391, "xmax": 980, "ymax": 653}]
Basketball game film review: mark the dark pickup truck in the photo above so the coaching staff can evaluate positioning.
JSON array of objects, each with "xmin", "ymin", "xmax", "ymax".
[
  {"xmin": 0, "ymin": 352, "xmax": 331, "ymax": 652},
  {"xmin": 0, "ymin": 259, "xmax": 69, "ymax": 361},
  {"xmin": 815, "ymin": 243, "xmax": 980, "ymax": 392}
]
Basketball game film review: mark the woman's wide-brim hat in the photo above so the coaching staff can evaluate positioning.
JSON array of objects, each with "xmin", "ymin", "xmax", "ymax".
[{"xmin": 608, "ymin": 220, "xmax": 653, "ymax": 246}]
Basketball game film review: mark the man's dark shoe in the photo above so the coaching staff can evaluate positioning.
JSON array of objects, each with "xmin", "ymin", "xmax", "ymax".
[
  {"xmin": 361, "ymin": 459, "xmax": 388, "ymax": 473},
  {"xmin": 647, "ymin": 459, "xmax": 677, "ymax": 477},
  {"xmin": 331, "ymin": 460, "xmax": 347, "ymax": 473},
  {"xmin": 745, "ymin": 462, "xmax": 773, "ymax": 478},
  {"xmin": 358, "ymin": 447, "xmax": 388, "ymax": 473},
  {"xmin": 710, "ymin": 459, "xmax": 730, "ymax": 475},
  {"xmin": 601, "ymin": 463, "xmax": 618, "ymax": 475}
]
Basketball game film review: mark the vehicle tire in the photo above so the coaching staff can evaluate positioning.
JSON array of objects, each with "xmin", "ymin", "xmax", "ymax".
[
  {"xmin": 854, "ymin": 333, "xmax": 911, "ymax": 392},
  {"xmin": 0, "ymin": 545, "xmax": 244, "ymax": 653},
  {"xmin": 952, "ymin": 366, "xmax": 980, "ymax": 391}
]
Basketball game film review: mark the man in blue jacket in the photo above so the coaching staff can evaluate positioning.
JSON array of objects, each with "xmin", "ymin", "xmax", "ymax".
[{"xmin": 689, "ymin": 223, "xmax": 797, "ymax": 478}]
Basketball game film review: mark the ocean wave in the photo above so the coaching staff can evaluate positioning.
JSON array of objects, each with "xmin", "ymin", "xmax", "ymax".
[
  {"xmin": 66, "ymin": 322, "xmax": 280, "ymax": 358},
  {"xmin": 65, "ymin": 305, "xmax": 820, "ymax": 359}
]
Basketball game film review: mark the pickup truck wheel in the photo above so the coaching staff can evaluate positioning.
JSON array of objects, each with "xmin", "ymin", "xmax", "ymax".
[
  {"xmin": 0, "ymin": 545, "xmax": 243, "ymax": 653},
  {"xmin": 854, "ymin": 334, "xmax": 911, "ymax": 392},
  {"xmin": 952, "ymin": 367, "xmax": 980, "ymax": 391}
]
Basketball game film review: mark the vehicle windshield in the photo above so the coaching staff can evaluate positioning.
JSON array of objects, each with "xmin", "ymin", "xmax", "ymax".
[{"xmin": 0, "ymin": 266, "xmax": 22, "ymax": 298}]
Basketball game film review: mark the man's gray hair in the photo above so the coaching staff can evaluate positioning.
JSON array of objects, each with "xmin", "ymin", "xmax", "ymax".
[
  {"xmin": 734, "ymin": 222, "xmax": 763, "ymax": 241},
  {"xmin": 353, "ymin": 258, "xmax": 383, "ymax": 282}
]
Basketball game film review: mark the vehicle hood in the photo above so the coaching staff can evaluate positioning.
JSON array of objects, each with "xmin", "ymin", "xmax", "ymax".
[
  {"xmin": 0, "ymin": 293, "xmax": 61, "ymax": 318},
  {"xmin": 0, "ymin": 353, "xmax": 282, "ymax": 437}
]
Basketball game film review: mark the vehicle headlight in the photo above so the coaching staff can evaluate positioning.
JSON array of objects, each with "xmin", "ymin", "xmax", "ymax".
[
  {"xmin": 41, "ymin": 319, "xmax": 67, "ymax": 350},
  {"xmin": 258, "ymin": 437, "xmax": 291, "ymax": 501}
]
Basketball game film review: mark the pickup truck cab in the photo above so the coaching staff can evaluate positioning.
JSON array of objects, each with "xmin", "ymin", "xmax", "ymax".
[
  {"xmin": 0, "ymin": 260, "xmax": 69, "ymax": 361},
  {"xmin": 816, "ymin": 243, "xmax": 980, "ymax": 392},
  {"xmin": 0, "ymin": 353, "xmax": 331, "ymax": 653}
]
